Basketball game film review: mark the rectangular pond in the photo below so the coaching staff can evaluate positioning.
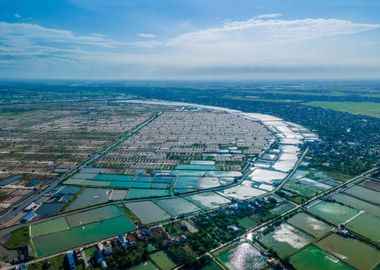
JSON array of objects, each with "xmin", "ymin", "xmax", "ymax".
[
  {"xmin": 217, "ymin": 242, "xmax": 268, "ymax": 270},
  {"xmin": 286, "ymin": 212, "xmax": 333, "ymax": 238},
  {"xmin": 344, "ymin": 185, "xmax": 380, "ymax": 205},
  {"xmin": 33, "ymin": 215, "xmax": 135, "ymax": 257},
  {"xmin": 155, "ymin": 197, "xmax": 200, "ymax": 217},
  {"xmin": 289, "ymin": 245, "xmax": 354, "ymax": 270},
  {"xmin": 334, "ymin": 193, "xmax": 380, "ymax": 218},
  {"xmin": 256, "ymin": 223, "xmax": 313, "ymax": 259},
  {"xmin": 126, "ymin": 189, "xmax": 171, "ymax": 200},
  {"xmin": 66, "ymin": 188, "xmax": 111, "ymax": 211},
  {"xmin": 316, "ymin": 233, "xmax": 380, "ymax": 270},
  {"xmin": 346, "ymin": 213, "xmax": 380, "ymax": 243},
  {"xmin": 307, "ymin": 201, "xmax": 358, "ymax": 225},
  {"xmin": 66, "ymin": 205, "xmax": 124, "ymax": 227},
  {"xmin": 185, "ymin": 192, "xmax": 231, "ymax": 210},
  {"xmin": 125, "ymin": 201, "xmax": 171, "ymax": 224},
  {"xmin": 31, "ymin": 217, "xmax": 70, "ymax": 237}
]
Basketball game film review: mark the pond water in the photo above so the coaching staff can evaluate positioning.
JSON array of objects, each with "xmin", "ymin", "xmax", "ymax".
[
  {"xmin": 218, "ymin": 242, "xmax": 267, "ymax": 270},
  {"xmin": 257, "ymin": 223, "xmax": 313, "ymax": 259},
  {"xmin": 307, "ymin": 201, "xmax": 358, "ymax": 225},
  {"xmin": 287, "ymin": 212, "xmax": 333, "ymax": 238},
  {"xmin": 316, "ymin": 233, "xmax": 380, "ymax": 270},
  {"xmin": 290, "ymin": 245, "xmax": 354, "ymax": 270}
]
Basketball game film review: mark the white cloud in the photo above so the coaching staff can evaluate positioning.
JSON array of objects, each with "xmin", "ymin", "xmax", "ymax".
[
  {"xmin": 255, "ymin": 13, "xmax": 282, "ymax": 19},
  {"xmin": 0, "ymin": 15, "xmax": 380, "ymax": 79},
  {"xmin": 137, "ymin": 33, "xmax": 156, "ymax": 38},
  {"xmin": 160, "ymin": 17, "xmax": 380, "ymax": 47},
  {"xmin": 0, "ymin": 22, "xmax": 125, "ymax": 49}
]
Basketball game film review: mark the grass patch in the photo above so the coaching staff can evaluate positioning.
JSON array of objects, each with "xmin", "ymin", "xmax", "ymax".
[
  {"xmin": 84, "ymin": 246, "xmax": 97, "ymax": 258},
  {"xmin": 304, "ymin": 101, "xmax": 380, "ymax": 118},
  {"xmin": 3, "ymin": 227, "xmax": 30, "ymax": 249}
]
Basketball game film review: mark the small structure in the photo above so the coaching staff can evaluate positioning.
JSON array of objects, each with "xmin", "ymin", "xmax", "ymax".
[
  {"xmin": 20, "ymin": 212, "xmax": 37, "ymax": 223},
  {"xmin": 66, "ymin": 251, "xmax": 76, "ymax": 270}
]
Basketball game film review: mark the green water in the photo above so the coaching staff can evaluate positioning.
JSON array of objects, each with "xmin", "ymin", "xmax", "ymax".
[
  {"xmin": 31, "ymin": 217, "xmax": 70, "ymax": 237},
  {"xmin": 111, "ymin": 181, "xmax": 152, "ymax": 189},
  {"xmin": 334, "ymin": 193, "xmax": 380, "ymax": 218},
  {"xmin": 284, "ymin": 181, "xmax": 318, "ymax": 198},
  {"xmin": 317, "ymin": 233, "xmax": 380, "ymax": 270},
  {"xmin": 155, "ymin": 197, "xmax": 200, "ymax": 217},
  {"xmin": 33, "ymin": 216, "xmax": 135, "ymax": 257},
  {"xmin": 176, "ymin": 164, "xmax": 216, "ymax": 170},
  {"xmin": 190, "ymin": 160, "xmax": 215, "ymax": 165},
  {"xmin": 95, "ymin": 174, "xmax": 135, "ymax": 182},
  {"xmin": 344, "ymin": 186, "xmax": 380, "ymax": 205},
  {"xmin": 270, "ymin": 203, "xmax": 294, "ymax": 216},
  {"xmin": 308, "ymin": 201, "xmax": 358, "ymax": 225},
  {"xmin": 257, "ymin": 223, "xmax": 313, "ymax": 259},
  {"xmin": 126, "ymin": 188, "xmax": 171, "ymax": 199},
  {"xmin": 287, "ymin": 212, "xmax": 333, "ymax": 238},
  {"xmin": 66, "ymin": 205, "xmax": 124, "ymax": 227},
  {"xmin": 125, "ymin": 201, "xmax": 171, "ymax": 224},
  {"xmin": 290, "ymin": 245, "xmax": 354, "ymax": 270},
  {"xmin": 346, "ymin": 213, "xmax": 380, "ymax": 242}
]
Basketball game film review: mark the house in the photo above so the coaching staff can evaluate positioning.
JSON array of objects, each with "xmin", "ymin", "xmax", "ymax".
[
  {"xmin": 94, "ymin": 250, "xmax": 108, "ymax": 269},
  {"xmin": 20, "ymin": 212, "xmax": 37, "ymax": 223},
  {"xmin": 117, "ymin": 234, "xmax": 128, "ymax": 248},
  {"xmin": 66, "ymin": 251, "xmax": 76, "ymax": 270}
]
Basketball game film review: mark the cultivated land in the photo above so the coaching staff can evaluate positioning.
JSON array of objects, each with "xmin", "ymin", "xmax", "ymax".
[
  {"xmin": 304, "ymin": 101, "xmax": 380, "ymax": 118},
  {"xmin": 0, "ymin": 85, "xmax": 379, "ymax": 270}
]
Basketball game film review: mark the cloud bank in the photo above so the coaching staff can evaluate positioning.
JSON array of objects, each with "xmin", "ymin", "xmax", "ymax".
[{"xmin": 0, "ymin": 15, "xmax": 379, "ymax": 79}]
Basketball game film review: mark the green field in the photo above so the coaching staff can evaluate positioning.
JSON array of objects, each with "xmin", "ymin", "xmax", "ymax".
[
  {"xmin": 304, "ymin": 101, "xmax": 380, "ymax": 118},
  {"xmin": 3, "ymin": 227, "xmax": 30, "ymax": 249}
]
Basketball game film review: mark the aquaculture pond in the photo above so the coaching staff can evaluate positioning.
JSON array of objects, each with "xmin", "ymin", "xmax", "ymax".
[
  {"xmin": 361, "ymin": 179, "xmax": 380, "ymax": 192},
  {"xmin": 66, "ymin": 188, "xmax": 111, "ymax": 211},
  {"xmin": 31, "ymin": 217, "xmax": 70, "ymax": 237},
  {"xmin": 344, "ymin": 185, "xmax": 380, "ymax": 205},
  {"xmin": 218, "ymin": 185, "xmax": 266, "ymax": 200},
  {"xmin": 185, "ymin": 192, "xmax": 231, "ymax": 210},
  {"xmin": 334, "ymin": 193, "xmax": 380, "ymax": 218},
  {"xmin": 33, "ymin": 216, "xmax": 135, "ymax": 257},
  {"xmin": 346, "ymin": 213, "xmax": 380, "ymax": 242},
  {"xmin": 316, "ymin": 233, "xmax": 380, "ymax": 270},
  {"xmin": 270, "ymin": 202, "xmax": 295, "ymax": 216},
  {"xmin": 217, "ymin": 242, "xmax": 268, "ymax": 270},
  {"xmin": 125, "ymin": 201, "xmax": 171, "ymax": 224},
  {"xmin": 286, "ymin": 212, "xmax": 333, "ymax": 238},
  {"xmin": 256, "ymin": 223, "xmax": 313, "ymax": 259},
  {"xmin": 307, "ymin": 201, "xmax": 358, "ymax": 225},
  {"xmin": 66, "ymin": 205, "xmax": 124, "ymax": 227},
  {"xmin": 126, "ymin": 188, "xmax": 171, "ymax": 199},
  {"xmin": 289, "ymin": 245, "xmax": 354, "ymax": 270},
  {"xmin": 155, "ymin": 197, "xmax": 200, "ymax": 217},
  {"xmin": 283, "ymin": 181, "xmax": 318, "ymax": 198}
]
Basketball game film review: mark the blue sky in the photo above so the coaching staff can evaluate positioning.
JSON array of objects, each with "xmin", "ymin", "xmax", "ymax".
[{"xmin": 1, "ymin": 0, "xmax": 380, "ymax": 79}]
